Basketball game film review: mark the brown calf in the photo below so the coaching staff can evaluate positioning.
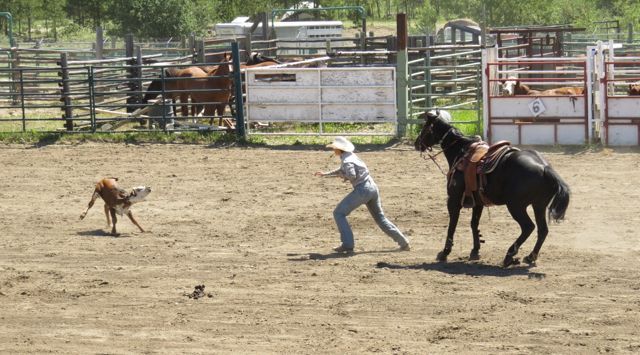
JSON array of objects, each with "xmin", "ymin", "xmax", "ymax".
[{"xmin": 79, "ymin": 178, "xmax": 151, "ymax": 236}]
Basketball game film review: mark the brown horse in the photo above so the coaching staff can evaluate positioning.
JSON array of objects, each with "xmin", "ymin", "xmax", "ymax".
[
  {"xmin": 143, "ymin": 66, "xmax": 207, "ymax": 117},
  {"xmin": 538, "ymin": 87, "xmax": 585, "ymax": 95},
  {"xmin": 500, "ymin": 76, "xmax": 584, "ymax": 96},
  {"xmin": 629, "ymin": 84, "xmax": 640, "ymax": 95},
  {"xmin": 190, "ymin": 56, "xmax": 233, "ymax": 127},
  {"xmin": 196, "ymin": 52, "xmax": 281, "ymax": 123}
]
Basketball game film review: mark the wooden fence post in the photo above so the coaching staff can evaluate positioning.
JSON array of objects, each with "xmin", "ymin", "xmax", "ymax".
[
  {"xmin": 189, "ymin": 33, "xmax": 196, "ymax": 62},
  {"xmin": 11, "ymin": 48, "xmax": 19, "ymax": 106},
  {"xmin": 396, "ymin": 13, "xmax": 409, "ymax": 138},
  {"xmin": 231, "ymin": 42, "xmax": 245, "ymax": 140},
  {"xmin": 95, "ymin": 26, "xmax": 103, "ymax": 59},
  {"xmin": 196, "ymin": 39, "xmax": 205, "ymax": 63},
  {"xmin": 125, "ymin": 34, "xmax": 138, "ymax": 113},
  {"xmin": 243, "ymin": 33, "xmax": 252, "ymax": 61},
  {"xmin": 125, "ymin": 33, "xmax": 134, "ymax": 59},
  {"xmin": 93, "ymin": 26, "xmax": 104, "ymax": 104},
  {"xmin": 386, "ymin": 36, "xmax": 395, "ymax": 64},
  {"xmin": 360, "ymin": 31, "xmax": 366, "ymax": 65},
  {"xmin": 259, "ymin": 12, "xmax": 269, "ymax": 40},
  {"xmin": 180, "ymin": 36, "xmax": 186, "ymax": 56},
  {"xmin": 59, "ymin": 53, "xmax": 74, "ymax": 131},
  {"xmin": 135, "ymin": 46, "xmax": 143, "ymax": 111}
]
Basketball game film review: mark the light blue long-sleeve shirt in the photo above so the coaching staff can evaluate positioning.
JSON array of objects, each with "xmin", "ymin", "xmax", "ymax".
[{"xmin": 325, "ymin": 152, "xmax": 372, "ymax": 188}]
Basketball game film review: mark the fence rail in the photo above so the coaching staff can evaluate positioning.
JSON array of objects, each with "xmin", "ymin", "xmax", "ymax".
[
  {"xmin": 407, "ymin": 45, "xmax": 483, "ymax": 134},
  {"xmin": 0, "ymin": 52, "xmax": 242, "ymax": 134}
]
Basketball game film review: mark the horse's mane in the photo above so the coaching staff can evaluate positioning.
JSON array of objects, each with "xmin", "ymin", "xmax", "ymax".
[
  {"xmin": 143, "ymin": 78, "xmax": 163, "ymax": 103},
  {"xmin": 248, "ymin": 53, "xmax": 280, "ymax": 65},
  {"xmin": 434, "ymin": 115, "xmax": 479, "ymax": 149}
]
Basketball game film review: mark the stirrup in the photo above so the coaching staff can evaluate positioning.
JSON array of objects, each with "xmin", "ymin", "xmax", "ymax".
[{"xmin": 462, "ymin": 196, "xmax": 475, "ymax": 208}]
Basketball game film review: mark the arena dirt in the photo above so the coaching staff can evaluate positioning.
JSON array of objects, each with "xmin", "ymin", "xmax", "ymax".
[{"xmin": 0, "ymin": 143, "xmax": 639, "ymax": 353}]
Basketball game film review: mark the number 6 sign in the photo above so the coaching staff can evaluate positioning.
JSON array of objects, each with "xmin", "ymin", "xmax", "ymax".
[{"xmin": 528, "ymin": 98, "xmax": 546, "ymax": 117}]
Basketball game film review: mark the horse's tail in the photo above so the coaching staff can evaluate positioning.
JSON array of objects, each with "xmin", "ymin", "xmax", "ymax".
[{"xmin": 544, "ymin": 165, "xmax": 570, "ymax": 222}]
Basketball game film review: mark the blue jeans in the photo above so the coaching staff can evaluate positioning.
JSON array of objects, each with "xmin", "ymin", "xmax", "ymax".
[{"xmin": 333, "ymin": 179, "xmax": 409, "ymax": 248}]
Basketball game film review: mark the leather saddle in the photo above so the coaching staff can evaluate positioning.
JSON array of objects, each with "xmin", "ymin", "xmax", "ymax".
[{"xmin": 452, "ymin": 140, "xmax": 518, "ymax": 208}]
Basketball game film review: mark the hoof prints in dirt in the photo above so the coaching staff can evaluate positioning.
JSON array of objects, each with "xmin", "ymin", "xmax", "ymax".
[{"xmin": 185, "ymin": 285, "xmax": 213, "ymax": 299}]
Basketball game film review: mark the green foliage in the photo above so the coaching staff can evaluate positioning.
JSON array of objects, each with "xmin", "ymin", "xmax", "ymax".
[
  {"xmin": 0, "ymin": 0, "xmax": 639, "ymax": 40},
  {"xmin": 106, "ymin": 0, "xmax": 217, "ymax": 38},
  {"xmin": 65, "ymin": 0, "xmax": 106, "ymax": 27},
  {"xmin": 611, "ymin": 0, "xmax": 640, "ymax": 29},
  {"xmin": 415, "ymin": 0, "xmax": 438, "ymax": 34}
]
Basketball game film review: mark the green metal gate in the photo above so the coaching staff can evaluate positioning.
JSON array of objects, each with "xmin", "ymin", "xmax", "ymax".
[{"xmin": 407, "ymin": 46, "xmax": 483, "ymax": 135}]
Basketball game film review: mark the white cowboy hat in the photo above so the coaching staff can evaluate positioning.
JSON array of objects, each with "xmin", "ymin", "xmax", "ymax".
[{"xmin": 326, "ymin": 136, "xmax": 355, "ymax": 152}]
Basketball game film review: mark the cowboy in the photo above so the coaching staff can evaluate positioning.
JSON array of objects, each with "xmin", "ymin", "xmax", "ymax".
[{"xmin": 315, "ymin": 136, "xmax": 411, "ymax": 253}]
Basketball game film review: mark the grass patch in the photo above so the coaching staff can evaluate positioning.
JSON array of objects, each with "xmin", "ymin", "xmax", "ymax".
[
  {"xmin": 407, "ymin": 109, "xmax": 483, "ymax": 140},
  {"xmin": 246, "ymin": 134, "xmax": 397, "ymax": 147},
  {"xmin": 0, "ymin": 128, "xmax": 403, "ymax": 149},
  {"xmin": 0, "ymin": 130, "xmax": 237, "ymax": 145},
  {"xmin": 0, "ymin": 130, "xmax": 400, "ymax": 148}
]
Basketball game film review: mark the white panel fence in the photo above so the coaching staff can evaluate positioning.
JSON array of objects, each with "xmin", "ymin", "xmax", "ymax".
[
  {"xmin": 244, "ymin": 67, "xmax": 397, "ymax": 136},
  {"xmin": 242, "ymin": 44, "xmax": 638, "ymax": 144},
  {"xmin": 483, "ymin": 42, "xmax": 640, "ymax": 146}
]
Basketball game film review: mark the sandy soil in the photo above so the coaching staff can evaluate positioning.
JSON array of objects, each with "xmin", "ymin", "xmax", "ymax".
[{"xmin": 0, "ymin": 142, "xmax": 639, "ymax": 354}]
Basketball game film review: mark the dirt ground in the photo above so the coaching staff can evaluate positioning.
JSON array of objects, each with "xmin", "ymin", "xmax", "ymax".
[{"xmin": 0, "ymin": 142, "xmax": 639, "ymax": 354}]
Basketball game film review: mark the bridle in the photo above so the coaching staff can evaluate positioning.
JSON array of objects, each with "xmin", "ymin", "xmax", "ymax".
[{"xmin": 418, "ymin": 123, "xmax": 457, "ymax": 176}]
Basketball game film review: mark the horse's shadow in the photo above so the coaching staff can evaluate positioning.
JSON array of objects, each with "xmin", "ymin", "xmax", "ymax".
[
  {"xmin": 76, "ymin": 229, "xmax": 130, "ymax": 238},
  {"xmin": 376, "ymin": 260, "xmax": 542, "ymax": 278}
]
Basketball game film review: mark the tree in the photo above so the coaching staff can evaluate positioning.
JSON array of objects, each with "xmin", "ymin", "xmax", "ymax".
[
  {"xmin": 40, "ymin": 0, "xmax": 65, "ymax": 40},
  {"xmin": 107, "ymin": 0, "xmax": 216, "ymax": 38},
  {"xmin": 415, "ymin": 0, "xmax": 438, "ymax": 34},
  {"xmin": 65, "ymin": 0, "xmax": 105, "ymax": 27}
]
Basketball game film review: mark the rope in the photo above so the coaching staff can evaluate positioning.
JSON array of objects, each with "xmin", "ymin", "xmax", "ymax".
[{"xmin": 421, "ymin": 149, "xmax": 447, "ymax": 176}]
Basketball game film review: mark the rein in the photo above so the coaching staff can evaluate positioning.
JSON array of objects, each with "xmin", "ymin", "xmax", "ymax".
[
  {"xmin": 421, "ymin": 149, "xmax": 447, "ymax": 175},
  {"xmin": 420, "ymin": 127, "xmax": 456, "ymax": 176}
]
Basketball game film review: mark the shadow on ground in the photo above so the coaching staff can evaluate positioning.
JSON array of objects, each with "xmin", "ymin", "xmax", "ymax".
[
  {"xmin": 376, "ymin": 260, "xmax": 544, "ymax": 278},
  {"xmin": 77, "ymin": 229, "xmax": 129, "ymax": 238}
]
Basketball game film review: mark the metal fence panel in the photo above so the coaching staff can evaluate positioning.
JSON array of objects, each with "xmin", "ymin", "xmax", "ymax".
[{"xmin": 245, "ymin": 67, "xmax": 396, "ymax": 136}]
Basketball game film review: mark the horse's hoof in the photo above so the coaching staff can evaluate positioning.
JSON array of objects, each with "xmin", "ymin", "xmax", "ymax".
[
  {"xmin": 523, "ymin": 254, "xmax": 537, "ymax": 265},
  {"xmin": 469, "ymin": 250, "xmax": 480, "ymax": 261},
  {"xmin": 503, "ymin": 255, "xmax": 520, "ymax": 268},
  {"xmin": 436, "ymin": 251, "xmax": 448, "ymax": 262}
]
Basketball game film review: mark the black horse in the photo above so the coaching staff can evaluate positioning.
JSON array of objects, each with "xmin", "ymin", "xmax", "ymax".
[
  {"xmin": 246, "ymin": 52, "xmax": 281, "ymax": 66},
  {"xmin": 414, "ymin": 111, "xmax": 570, "ymax": 267}
]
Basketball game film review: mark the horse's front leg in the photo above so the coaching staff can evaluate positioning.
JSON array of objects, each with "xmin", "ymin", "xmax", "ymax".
[
  {"xmin": 470, "ymin": 205, "xmax": 484, "ymax": 260},
  {"xmin": 179, "ymin": 94, "xmax": 189, "ymax": 117},
  {"xmin": 439, "ymin": 194, "xmax": 462, "ymax": 262}
]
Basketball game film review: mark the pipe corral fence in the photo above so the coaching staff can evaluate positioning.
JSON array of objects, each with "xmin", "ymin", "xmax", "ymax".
[
  {"xmin": 1, "ymin": 16, "xmax": 639, "ymax": 144},
  {"xmin": 0, "ymin": 47, "xmax": 244, "ymax": 136},
  {"xmin": 483, "ymin": 50, "xmax": 592, "ymax": 145},
  {"xmin": 594, "ymin": 40, "xmax": 640, "ymax": 145}
]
